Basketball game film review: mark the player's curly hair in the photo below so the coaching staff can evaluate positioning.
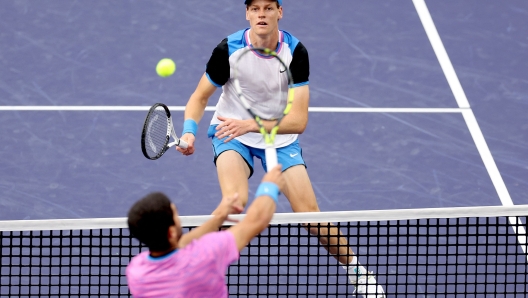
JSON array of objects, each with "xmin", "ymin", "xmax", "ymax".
[{"xmin": 127, "ymin": 192, "xmax": 175, "ymax": 251}]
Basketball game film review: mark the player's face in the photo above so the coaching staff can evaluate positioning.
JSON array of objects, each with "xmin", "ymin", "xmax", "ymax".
[{"xmin": 246, "ymin": 0, "xmax": 282, "ymax": 36}]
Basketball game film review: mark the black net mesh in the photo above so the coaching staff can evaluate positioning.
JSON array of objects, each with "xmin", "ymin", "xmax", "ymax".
[{"xmin": 1, "ymin": 212, "xmax": 527, "ymax": 297}]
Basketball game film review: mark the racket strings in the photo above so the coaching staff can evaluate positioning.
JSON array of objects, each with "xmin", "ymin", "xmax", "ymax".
[
  {"xmin": 144, "ymin": 108, "xmax": 170, "ymax": 157},
  {"xmin": 234, "ymin": 47, "xmax": 294, "ymax": 146}
]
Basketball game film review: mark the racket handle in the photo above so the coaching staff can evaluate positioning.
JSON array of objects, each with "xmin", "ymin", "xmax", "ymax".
[
  {"xmin": 168, "ymin": 139, "xmax": 188, "ymax": 149},
  {"xmin": 265, "ymin": 147, "xmax": 278, "ymax": 171},
  {"xmin": 177, "ymin": 139, "xmax": 188, "ymax": 149}
]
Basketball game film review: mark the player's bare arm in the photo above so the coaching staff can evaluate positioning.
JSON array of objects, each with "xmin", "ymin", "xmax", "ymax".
[
  {"xmin": 215, "ymin": 85, "xmax": 309, "ymax": 142},
  {"xmin": 228, "ymin": 164, "xmax": 285, "ymax": 251},
  {"xmin": 178, "ymin": 73, "xmax": 217, "ymax": 155},
  {"xmin": 177, "ymin": 194, "xmax": 243, "ymax": 248}
]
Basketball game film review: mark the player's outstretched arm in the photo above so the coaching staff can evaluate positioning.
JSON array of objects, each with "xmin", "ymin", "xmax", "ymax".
[
  {"xmin": 228, "ymin": 164, "xmax": 285, "ymax": 251},
  {"xmin": 177, "ymin": 73, "xmax": 217, "ymax": 156},
  {"xmin": 177, "ymin": 194, "xmax": 243, "ymax": 249}
]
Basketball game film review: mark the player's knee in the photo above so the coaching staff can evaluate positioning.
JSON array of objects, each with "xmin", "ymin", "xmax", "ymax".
[{"xmin": 237, "ymin": 194, "xmax": 249, "ymax": 208}]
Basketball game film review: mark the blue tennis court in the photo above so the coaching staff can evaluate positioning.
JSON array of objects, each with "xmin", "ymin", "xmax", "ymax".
[
  {"xmin": 1, "ymin": 0, "xmax": 527, "ymax": 297},
  {"xmin": 1, "ymin": 0, "xmax": 526, "ymax": 219}
]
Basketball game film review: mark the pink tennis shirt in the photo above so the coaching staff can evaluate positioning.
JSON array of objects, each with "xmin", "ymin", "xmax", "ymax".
[{"xmin": 126, "ymin": 231, "xmax": 239, "ymax": 298}]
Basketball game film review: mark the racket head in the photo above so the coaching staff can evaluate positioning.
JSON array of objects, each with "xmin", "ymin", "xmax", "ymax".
[
  {"xmin": 141, "ymin": 103, "xmax": 172, "ymax": 160},
  {"xmin": 233, "ymin": 47, "xmax": 294, "ymax": 135},
  {"xmin": 233, "ymin": 47, "xmax": 294, "ymax": 121},
  {"xmin": 232, "ymin": 47, "xmax": 295, "ymax": 171}
]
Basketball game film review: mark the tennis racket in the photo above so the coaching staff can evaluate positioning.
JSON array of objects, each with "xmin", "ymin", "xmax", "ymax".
[
  {"xmin": 141, "ymin": 103, "xmax": 188, "ymax": 160},
  {"xmin": 232, "ymin": 47, "xmax": 294, "ymax": 171}
]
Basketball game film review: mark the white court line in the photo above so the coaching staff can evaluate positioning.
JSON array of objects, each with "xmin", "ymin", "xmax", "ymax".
[
  {"xmin": 0, "ymin": 106, "xmax": 464, "ymax": 113},
  {"xmin": 463, "ymin": 109, "xmax": 527, "ymax": 252},
  {"xmin": 413, "ymin": 0, "xmax": 526, "ymax": 255},
  {"xmin": 309, "ymin": 107, "xmax": 464, "ymax": 113},
  {"xmin": 412, "ymin": 0, "xmax": 470, "ymax": 109},
  {"xmin": 0, "ymin": 106, "xmax": 208, "ymax": 111}
]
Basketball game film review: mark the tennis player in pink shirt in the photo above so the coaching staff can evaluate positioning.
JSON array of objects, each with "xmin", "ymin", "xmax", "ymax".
[{"xmin": 126, "ymin": 164, "xmax": 285, "ymax": 297}]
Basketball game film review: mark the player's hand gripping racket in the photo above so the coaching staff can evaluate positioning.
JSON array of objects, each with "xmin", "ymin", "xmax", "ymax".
[
  {"xmin": 232, "ymin": 47, "xmax": 294, "ymax": 171},
  {"xmin": 141, "ymin": 103, "xmax": 188, "ymax": 160}
]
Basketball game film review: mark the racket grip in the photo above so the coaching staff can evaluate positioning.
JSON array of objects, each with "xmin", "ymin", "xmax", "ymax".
[
  {"xmin": 265, "ymin": 147, "xmax": 278, "ymax": 171},
  {"xmin": 178, "ymin": 139, "xmax": 188, "ymax": 149}
]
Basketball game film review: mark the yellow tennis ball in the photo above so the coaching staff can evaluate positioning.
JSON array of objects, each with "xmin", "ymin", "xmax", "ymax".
[{"xmin": 156, "ymin": 58, "xmax": 176, "ymax": 77}]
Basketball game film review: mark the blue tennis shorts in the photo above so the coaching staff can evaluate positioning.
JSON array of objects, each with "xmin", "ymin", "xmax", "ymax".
[{"xmin": 208, "ymin": 125, "xmax": 306, "ymax": 177}]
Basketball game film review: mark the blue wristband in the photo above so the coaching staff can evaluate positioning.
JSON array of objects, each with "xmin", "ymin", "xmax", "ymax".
[
  {"xmin": 182, "ymin": 119, "xmax": 198, "ymax": 136},
  {"xmin": 255, "ymin": 182, "xmax": 280, "ymax": 203}
]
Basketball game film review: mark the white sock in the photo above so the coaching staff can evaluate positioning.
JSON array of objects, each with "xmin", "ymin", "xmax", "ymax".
[{"xmin": 340, "ymin": 256, "xmax": 368, "ymax": 281}]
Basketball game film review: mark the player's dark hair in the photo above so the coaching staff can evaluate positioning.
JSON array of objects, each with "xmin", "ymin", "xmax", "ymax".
[{"xmin": 127, "ymin": 192, "xmax": 175, "ymax": 251}]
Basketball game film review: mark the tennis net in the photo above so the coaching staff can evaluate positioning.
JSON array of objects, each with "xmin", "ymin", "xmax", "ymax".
[{"xmin": 1, "ymin": 205, "xmax": 527, "ymax": 297}]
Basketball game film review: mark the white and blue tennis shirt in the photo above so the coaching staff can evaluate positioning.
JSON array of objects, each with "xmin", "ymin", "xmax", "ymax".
[{"xmin": 205, "ymin": 28, "xmax": 309, "ymax": 149}]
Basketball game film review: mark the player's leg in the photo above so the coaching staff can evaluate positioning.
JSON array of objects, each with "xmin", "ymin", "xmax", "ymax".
[
  {"xmin": 273, "ymin": 141, "xmax": 385, "ymax": 297},
  {"xmin": 280, "ymin": 164, "xmax": 354, "ymax": 263},
  {"xmin": 215, "ymin": 150, "xmax": 251, "ymax": 210},
  {"xmin": 209, "ymin": 125, "xmax": 253, "ymax": 213},
  {"xmin": 261, "ymin": 140, "xmax": 352, "ymax": 262}
]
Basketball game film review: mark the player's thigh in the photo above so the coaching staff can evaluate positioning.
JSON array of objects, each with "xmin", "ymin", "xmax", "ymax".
[
  {"xmin": 214, "ymin": 149, "xmax": 252, "ymax": 205},
  {"xmin": 211, "ymin": 125, "xmax": 254, "ymax": 175},
  {"xmin": 281, "ymin": 165, "xmax": 321, "ymax": 213}
]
